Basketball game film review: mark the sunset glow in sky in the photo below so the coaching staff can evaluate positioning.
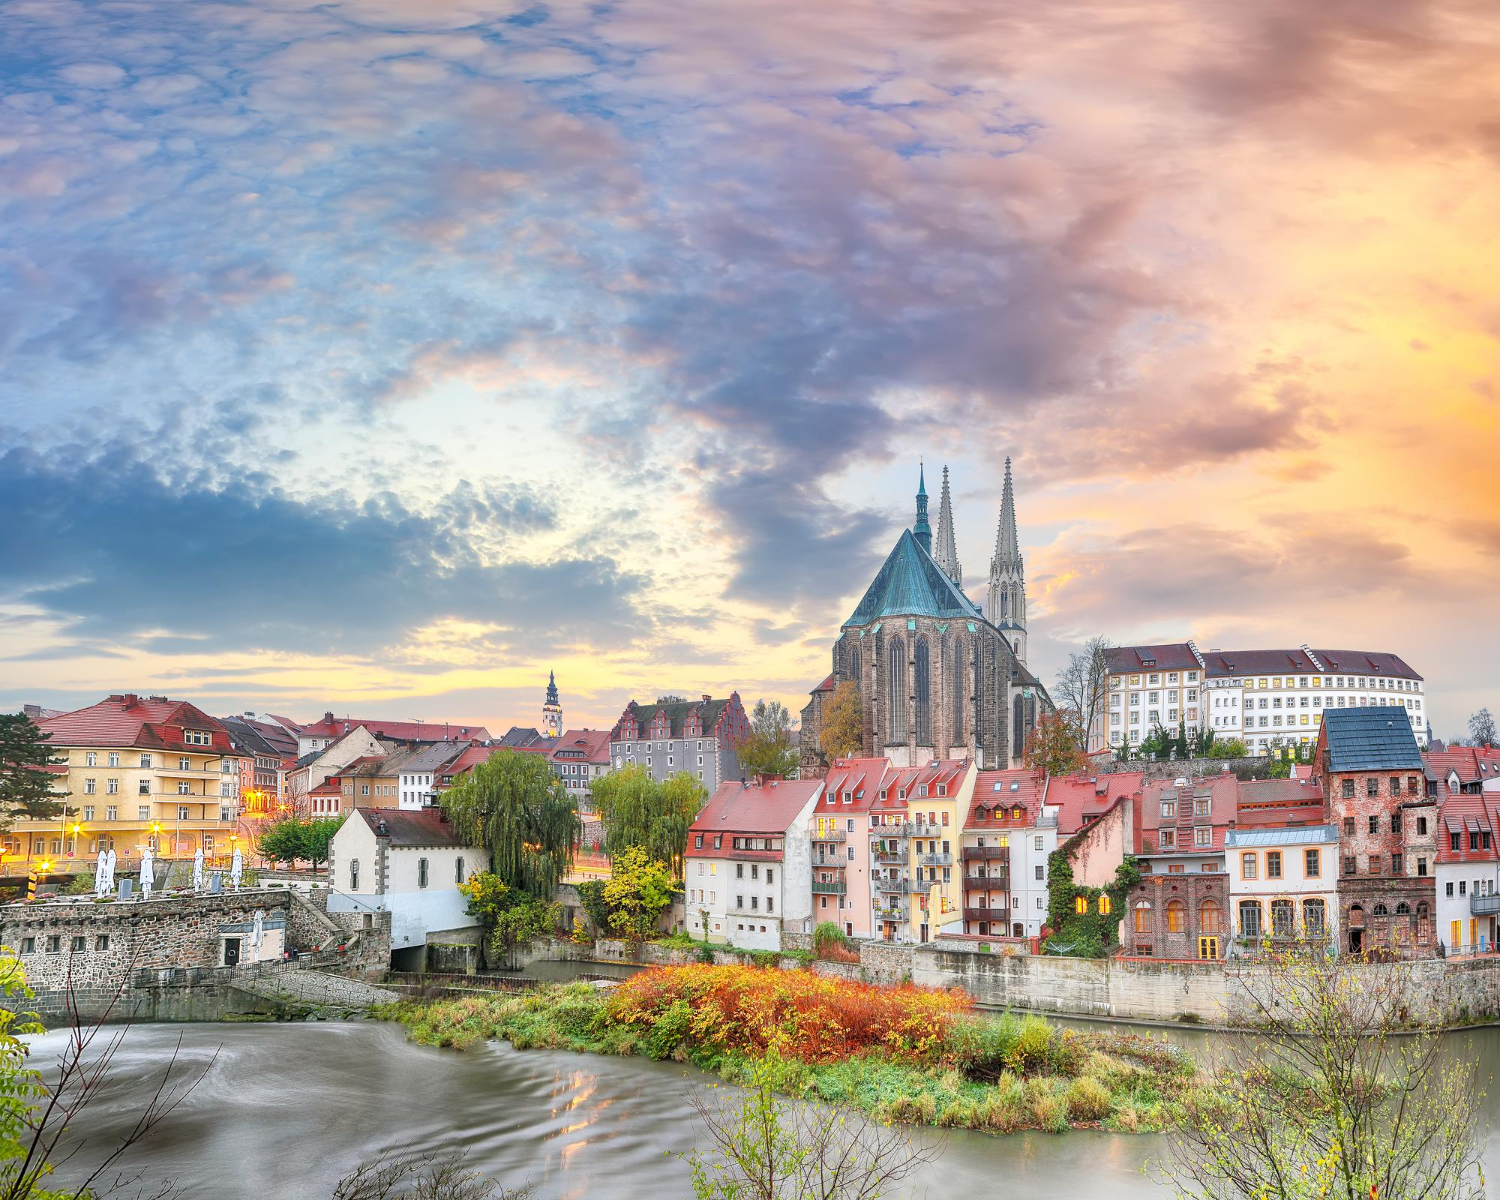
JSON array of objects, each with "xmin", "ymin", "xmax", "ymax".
[{"xmin": 2, "ymin": 0, "xmax": 1498, "ymax": 739}]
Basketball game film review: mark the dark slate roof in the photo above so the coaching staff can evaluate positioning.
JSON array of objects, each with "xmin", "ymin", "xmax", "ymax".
[
  {"xmin": 1322, "ymin": 706, "xmax": 1423, "ymax": 772},
  {"xmin": 617, "ymin": 697, "xmax": 730, "ymax": 738},
  {"xmin": 359, "ymin": 808, "xmax": 474, "ymax": 848},
  {"xmin": 1103, "ymin": 644, "xmax": 1203, "ymax": 673},
  {"xmin": 500, "ymin": 726, "xmax": 544, "ymax": 747},
  {"xmin": 844, "ymin": 528, "xmax": 982, "ymax": 627}
]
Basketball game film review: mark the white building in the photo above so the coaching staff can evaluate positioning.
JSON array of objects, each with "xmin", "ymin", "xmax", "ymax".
[
  {"xmin": 684, "ymin": 778, "xmax": 821, "ymax": 952},
  {"xmin": 1098, "ymin": 643, "xmax": 1428, "ymax": 756},
  {"xmin": 961, "ymin": 769, "xmax": 1055, "ymax": 939},
  {"xmin": 327, "ymin": 808, "xmax": 489, "ymax": 970},
  {"xmin": 1433, "ymin": 792, "xmax": 1500, "ymax": 955},
  {"xmin": 1224, "ymin": 825, "xmax": 1340, "ymax": 952}
]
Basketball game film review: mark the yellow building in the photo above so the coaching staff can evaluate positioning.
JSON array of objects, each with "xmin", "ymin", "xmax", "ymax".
[
  {"xmin": 11, "ymin": 694, "xmax": 246, "ymax": 876},
  {"xmin": 868, "ymin": 758, "xmax": 973, "ymax": 943}
]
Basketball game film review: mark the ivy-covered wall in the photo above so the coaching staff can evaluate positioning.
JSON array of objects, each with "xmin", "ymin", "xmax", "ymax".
[{"xmin": 1044, "ymin": 823, "xmax": 1140, "ymax": 957}]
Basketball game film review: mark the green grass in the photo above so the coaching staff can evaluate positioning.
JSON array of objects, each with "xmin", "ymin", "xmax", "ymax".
[{"xmin": 372, "ymin": 982, "xmax": 1196, "ymax": 1135}]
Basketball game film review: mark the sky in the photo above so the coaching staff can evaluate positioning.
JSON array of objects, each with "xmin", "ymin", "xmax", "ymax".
[{"xmin": 1, "ymin": 0, "xmax": 1497, "ymax": 742}]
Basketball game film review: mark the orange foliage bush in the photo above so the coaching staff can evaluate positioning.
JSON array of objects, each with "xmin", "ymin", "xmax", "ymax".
[{"xmin": 606, "ymin": 963, "xmax": 970, "ymax": 1064}]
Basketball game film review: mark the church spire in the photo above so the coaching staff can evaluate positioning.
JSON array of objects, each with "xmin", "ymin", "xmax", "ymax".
[
  {"xmin": 932, "ymin": 465, "xmax": 961, "ymax": 584},
  {"xmin": 542, "ymin": 670, "xmax": 562, "ymax": 738},
  {"xmin": 985, "ymin": 457, "xmax": 1027, "ymax": 663},
  {"xmin": 912, "ymin": 461, "xmax": 932, "ymax": 555}
]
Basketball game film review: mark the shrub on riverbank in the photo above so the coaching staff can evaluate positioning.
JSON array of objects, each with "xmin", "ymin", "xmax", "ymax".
[{"xmin": 375, "ymin": 964, "xmax": 1196, "ymax": 1135}]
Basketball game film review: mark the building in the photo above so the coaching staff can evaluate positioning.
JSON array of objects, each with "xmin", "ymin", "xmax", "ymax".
[
  {"xmin": 326, "ymin": 808, "xmax": 489, "ymax": 971},
  {"xmin": 800, "ymin": 464, "xmax": 1048, "ymax": 773},
  {"xmin": 1315, "ymin": 706, "xmax": 1436, "ymax": 957},
  {"xmin": 271, "ymin": 712, "xmax": 494, "ymax": 759},
  {"xmin": 21, "ymin": 695, "xmax": 246, "ymax": 874},
  {"xmin": 811, "ymin": 758, "xmax": 884, "ymax": 939},
  {"xmin": 610, "ymin": 693, "xmax": 749, "ymax": 790},
  {"xmin": 1432, "ymin": 785, "xmax": 1500, "ymax": 955},
  {"xmin": 960, "ymin": 768, "xmax": 1051, "ymax": 938},
  {"xmin": 1096, "ymin": 642, "xmax": 1428, "ymax": 756},
  {"xmin": 1424, "ymin": 745, "xmax": 1500, "ymax": 796},
  {"xmin": 547, "ymin": 730, "xmax": 611, "ymax": 811},
  {"xmin": 684, "ymin": 777, "xmax": 822, "ymax": 951},
  {"xmin": 219, "ymin": 715, "xmax": 297, "ymax": 814},
  {"xmin": 542, "ymin": 671, "xmax": 562, "ymax": 740},
  {"xmin": 285, "ymin": 726, "xmax": 393, "ymax": 813},
  {"xmin": 1125, "ymin": 774, "xmax": 1237, "ymax": 959},
  {"xmin": 1225, "ymin": 825, "xmax": 1340, "ymax": 953},
  {"xmin": 864, "ymin": 759, "xmax": 973, "ymax": 943}
]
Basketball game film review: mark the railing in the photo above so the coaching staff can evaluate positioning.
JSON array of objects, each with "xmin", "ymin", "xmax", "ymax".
[
  {"xmin": 811, "ymin": 879, "xmax": 847, "ymax": 895},
  {"xmin": 812, "ymin": 857, "xmax": 846, "ymax": 870},
  {"xmin": 872, "ymin": 851, "xmax": 904, "ymax": 865},
  {"xmin": 1473, "ymin": 893, "xmax": 1500, "ymax": 916},
  {"xmin": 963, "ymin": 875, "xmax": 1007, "ymax": 891},
  {"xmin": 870, "ymin": 823, "xmax": 914, "ymax": 839},
  {"xmin": 876, "ymin": 876, "xmax": 926, "ymax": 894},
  {"xmin": 962, "ymin": 846, "xmax": 1009, "ymax": 861},
  {"xmin": 810, "ymin": 828, "xmax": 847, "ymax": 843},
  {"xmin": 918, "ymin": 853, "xmax": 952, "ymax": 867},
  {"xmin": 964, "ymin": 907, "xmax": 1011, "ymax": 923}
]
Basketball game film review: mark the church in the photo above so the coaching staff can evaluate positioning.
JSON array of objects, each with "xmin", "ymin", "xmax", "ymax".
[{"xmin": 800, "ymin": 461, "xmax": 1049, "ymax": 771}]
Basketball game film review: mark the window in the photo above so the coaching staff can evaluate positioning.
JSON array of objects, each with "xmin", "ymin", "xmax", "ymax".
[
  {"xmin": 1241, "ymin": 853, "xmax": 1258, "ymax": 880},
  {"xmin": 139, "ymin": 779, "xmax": 150, "ymax": 796},
  {"xmin": 71, "ymin": 936, "xmax": 86, "ymax": 953},
  {"xmin": 1303, "ymin": 899, "xmax": 1326, "ymax": 938},
  {"xmin": 418, "ymin": 858, "xmax": 429, "ymax": 888},
  {"xmin": 1366, "ymin": 778, "xmax": 1379, "ymax": 797},
  {"xmin": 1238, "ymin": 900, "xmax": 1262, "ymax": 937},
  {"xmin": 1194, "ymin": 827, "xmax": 1210, "ymax": 848},
  {"xmin": 1199, "ymin": 900, "xmax": 1221, "ymax": 933},
  {"xmin": 137, "ymin": 805, "xmax": 150, "ymax": 820},
  {"xmin": 1304, "ymin": 849, "xmax": 1320, "ymax": 878},
  {"xmin": 455, "ymin": 857, "xmax": 465, "ymax": 885},
  {"xmin": 350, "ymin": 859, "xmax": 360, "ymax": 890},
  {"xmin": 1343, "ymin": 817, "xmax": 1355, "ymax": 836},
  {"xmin": 1133, "ymin": 901, "xmax": 1151, "ymax": 933},
  {"xmin": 1165, "ymin": 899, "xmax": 1185, "ymax": 933},
  {"xmin": 19, "ymin": 939, "xmax": 33, "ymax": 955},
  {"xmin": 108, "ymin": 752, "xmax": 119, "ymax": 767},
  {"xmin": 1368, "ymin": 815, "xmax": 1379, "ymax": 834},
  {"xmin": 46, "ymin": 936, "xmax": 60, "ymax": 954},
  {"xmin": 140, "ymin": 754, "xmax": 152, "ymax": 769},
  {"xmin": 106, "ymin": 806, "xmax": 117, "ymax": 821},
  {"xmin": 1271, "ymin": 899, "xmax": 1295, "ymax": 938},
  {"xmin": 1342, "ymin": 779, "xmax": 1355, "ymax": 799}
]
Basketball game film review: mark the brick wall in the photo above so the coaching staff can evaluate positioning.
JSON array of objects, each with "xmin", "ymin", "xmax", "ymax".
[{"xmin": 1125, "ymin": 872, "xmax": 1229, "ymax": 959}]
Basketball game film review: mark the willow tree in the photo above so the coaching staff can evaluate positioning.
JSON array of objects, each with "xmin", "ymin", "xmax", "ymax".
[
  {"xmin": 440, "ymin": 750, "xmax": 580, "ymax": 898},
  {"xmin": 590, "ymin": 764, "xmax": 705, "ymax": 878}
]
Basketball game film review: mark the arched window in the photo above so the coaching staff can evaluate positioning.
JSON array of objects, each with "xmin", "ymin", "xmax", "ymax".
[
  {"xmin": 1348, "ymin": 903, "xmax": 1366, "ymax": 927},
  {"xmin": 1013, "ymin": 693, "xmax": 1025, "ymax": 759},
  {"xmin": 1199, "ymin": 899, "xmax": 1221, "ymax": 934},
  {"xmin": 1303, "ymin": 898, "xmax": 1326, "ymax": 937},
  {"xmin": 850, "ymin": 646, "xmax": 861, "ymax": 682},
  {"xmin": 887, "ymin": 637, "xmax": 907, "ymax": 741},
  {"xmin": 914, "ymin": 638, "xmax": 931, "ymax": 744},
  {"xmin": 1238, "ymin": 900, "xmax": 1262, "ymax": 937},
  {"xmin": 1166, "ymin": 899, "xmax": 1186, "ymax": 933},
  {"xmin": 1272, "ymin": 899, "xmax": 1295, "ymax": 938},
  {"xmin": 949, "ymin": 638, "xmax": 965, "ymax": 744},
  {"xmin": 418, "ymin": 857, "xmax": 430, "ymax": 889},
  {"xmin": 1098, "ymin": 894, "xmax": 1112, "ymax": 915},
  {"xmin": 1372, "ymin": 903, "xmax": 1388, "ymax": 917},
  {"xmin": 1394, "ymin": 901, "xmax": 1411, "ymax": 915},
  {"xmin": 1133, "ymin": 900, "xmax": 1152, "ymax": 933}
]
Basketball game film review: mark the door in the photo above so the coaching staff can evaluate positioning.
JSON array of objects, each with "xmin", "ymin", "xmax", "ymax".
[
  {"xmin": 1197, "ymin": 936, "xmax": 1218, "ymax": 960},
  {"xmin": 1349, "ymin": 928, "xmax": 1363, "ymax": 954},
  {"xmin": 1470, "ymin": 919, "xmax": 1478, "ymax": 951},
  {"xmin": 223, "ymin": 937, "xmax": 241, "ymax": 967},
  {"xmin": 1452, "ymin": 919, "xmax": 1463, "ymax": 951}
]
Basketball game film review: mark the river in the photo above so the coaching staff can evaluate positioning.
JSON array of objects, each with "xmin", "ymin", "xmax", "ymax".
[{"xmin": 26, "ymin": 1019, "xmax": 1500, "ymax": 1199}]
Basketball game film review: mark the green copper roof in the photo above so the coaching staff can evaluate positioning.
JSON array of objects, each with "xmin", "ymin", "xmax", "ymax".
[{"xmin": 844, "ymin": 528, "xmax": 983, "ymax": 627}]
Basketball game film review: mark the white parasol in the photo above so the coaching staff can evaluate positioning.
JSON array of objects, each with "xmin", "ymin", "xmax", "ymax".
[
  {"xmin": 192, "ymin": 846, "xmax": 205, "ymax": 892},
  {"xmin": 139, "ymin": 846, "xmax": 155, "ymax": 899},
  {"xmin": 95, "ymin": 850, "xmax": 108, "ymax": 898},
  {"xmin": 103, "ymin": 848, "xmax": 117, "ymax": 894},
  {"xmin": 251, "ymin": 908, "xmax": 265, "ymax": 950},
  {"xmin": 230, "ymin": 846, "xmax": 243, "ymax": 890}
]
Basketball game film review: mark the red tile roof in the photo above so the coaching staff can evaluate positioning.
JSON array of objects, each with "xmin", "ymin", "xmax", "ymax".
[
  {"xmin": 1103, "ymin": 644, "xmax": 1203, "ymax": 673},
  {"xmin": 811, "ymin": 674, "xmax": 835, "ymax": 694},
  {"xmin": 39, "ymin": 695, "xmax": 237, "ymax": 756},
  {"xmin": 353, "ymin": 807, "xmax": 476, "ymax": 849},
  {"xmin": 687, "ymin": 778, "xmax": 822, "ymax": 855},
  {"xmin": 1138, "ymin": 774, "xmax": 1239, "ymax": 854},
  {"xmin": 1435, "ymin": 794, "xmax": 1499, "ymax": 864},
  {"xmin": 1044, "ymin": 771, "xmax": 1146, "ymax": 835},
  {"xmin": 547, "ymin": 730, "xmax": 611, "ymax": 764},
  {"xmin": 1425, "ymin": 747, "xmax": 1500, "ymax": 787},
  {"xmin": 297, "ymin": 714, "xmax": 493, "ymax": 743},
  {"xmin": 816, "ymin": 757, "xmax": 888, "ymax": 813},
  {"xmin": 967, "ymin": 769, "xmax": 1046, "ymax": 828}
]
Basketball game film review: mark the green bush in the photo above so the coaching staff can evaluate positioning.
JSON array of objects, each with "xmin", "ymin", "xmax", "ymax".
[
  {"xmin": 642, "ymin": 998, "xmax": 693, "ymax": 1060},
  {"xmin": 947, "ymin": 1013, "xmax": 1020, "ymax": 1080},
  {"xmin": 1066, "ymin": 1076, "xmax": 1112, "ymax": 1121},
  {"xmin": 812, "ymin": 921, "xmax": 848, "ymax": 953},
  {"xmin": 1030, "ymin": 1085, "xmax": 1070, "ymax": 1133},
  {"xmin": 1007, "ymin": 1014, "xmax": 1054, "ymax": 1073}
]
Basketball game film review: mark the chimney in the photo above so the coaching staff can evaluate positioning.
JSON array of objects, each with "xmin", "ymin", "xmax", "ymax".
[
  {"xmin": 324, "ymin": 712, "xmax": 335, "ymax": 724},
  {"xmin": 121, "ymin": 694, "xmax": 138, "ymax": 709}
]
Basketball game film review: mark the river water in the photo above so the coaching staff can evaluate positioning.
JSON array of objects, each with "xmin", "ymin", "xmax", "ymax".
[{"xmin": 27, "ymin": 1020, "xmax": 1500, "ymax": 1199}]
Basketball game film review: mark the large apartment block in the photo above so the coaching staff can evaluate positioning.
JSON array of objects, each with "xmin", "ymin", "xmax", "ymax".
[{"xmin": 1095, "ymin": 641, "xmax": 1427, "ymax": 756}]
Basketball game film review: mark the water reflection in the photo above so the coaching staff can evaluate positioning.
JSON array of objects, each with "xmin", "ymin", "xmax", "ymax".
[{"xmin": 27, "ymin": 1019, "xmax": 1500, "ymax": 1199}]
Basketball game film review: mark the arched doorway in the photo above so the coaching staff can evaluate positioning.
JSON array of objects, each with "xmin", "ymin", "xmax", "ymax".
[{"xmin": 1348, "ymin": 903, "xmax": 1365, "ymax": 954}]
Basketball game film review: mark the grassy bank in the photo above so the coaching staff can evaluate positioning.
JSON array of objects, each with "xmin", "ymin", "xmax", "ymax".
[{"xmin": 373, "ymin": 964, "xmax": 1197, "ymax": 1134}]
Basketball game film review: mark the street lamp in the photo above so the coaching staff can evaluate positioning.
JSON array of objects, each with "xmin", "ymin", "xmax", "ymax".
[{"xmin": 69, "ymin": 822, "xmax": 82, "ymax": 860}]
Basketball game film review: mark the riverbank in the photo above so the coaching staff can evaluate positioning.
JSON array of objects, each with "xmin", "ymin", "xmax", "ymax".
[{"xmin": 374, "ymin": 963, "xmax": 1198, "ymax": 1134}]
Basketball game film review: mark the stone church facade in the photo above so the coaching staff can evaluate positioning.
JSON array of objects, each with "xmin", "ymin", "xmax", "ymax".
[{"xmin": 801, "ymin": 464, "xmax": 1048, "ymax": 773}]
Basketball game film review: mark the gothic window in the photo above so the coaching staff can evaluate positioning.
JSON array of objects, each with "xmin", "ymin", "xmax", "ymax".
[
  {"xmin": 949, "ymin": 637, "xmax": 964, "ymax": 744},
  {"xmin": 1013, "ymin": 693, "xmax": 1025, "ymax": 758},
  {"xmin": 850, "ymin": 646, "xmax": 860, "ymax": 683},
  {"xmin": 1001, "ymin": 590, "xmax": 1008, "ymax": 618},
  {"xmin": 914, "ymin": 637, "xmax": 931, "ymax": 744},
  {"xmin": 887, "ymin": 636, "xmax": 907, "ymax": 741}
]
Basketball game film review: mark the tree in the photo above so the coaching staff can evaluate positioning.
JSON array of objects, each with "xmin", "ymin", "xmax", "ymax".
[
  {"xmin": 1053, "ymin": 636, "xmax": 1113, "ymax": 748},
  {"xmin": 458, "ymin": 870, "xmax": 516, "ymax": 929},
  {"xmin": 601, "ymin": 846, "xmax": 676, "ymax": 941},
  {"xmin": 440, "ymin": 749, "xmax": 579, "ymax": 898},
  {"xmin": 738, "ymin": 700, "xmax": 799, "ymax": 780},
  {"xmin": 0, "ymin": 713, "xmax": 65, "ymax": 824},
  {"xmin": 1468, "ymin": 706, "xmax": 1497, "ymax": 748},
  {"xmin": 1023, "ymin": 711, "xmax": 1087, "ymax": 777},
  {"xmin": 818, "ymin": 682, "xmax": 863, "ymax": 761},
  {"xmin": 590, "ymin": 765, "xmax": 705, "ymax": 877},
  {"xmin": 682, "ymin": 1049, "xmax": 938, "ymax": 1200},
  {"xmin": 255, "ymin": 817, "xmax": 308, "ymax": 866},
  {"xmin": 1207, "ymin": 737, "xmax": 1249, "ymax": 759},
  {"xmin": 304, "ymin": 816, "xmax": 344, "ymax": 871},
  {"xmin": 1163, "ymin": 949, "xmax": 1484, "ymax": 1200}
]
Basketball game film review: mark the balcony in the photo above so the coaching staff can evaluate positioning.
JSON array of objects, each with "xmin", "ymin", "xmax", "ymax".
[
  {"xmin": 964, "ymin": 907, "xmax": 1011, "ymax": 924},
  {"xmin": 876, "ymin": 876, "xmax": 926, "ymax": 894},
  {"xmin": 874, "ymin": 908, "xmax": 909, "ymax": 922},
  {"xmin": 963, "ymin": 846, "xmax": 1009, "ymax": 862},
  {"xmin": 154, "ymin": 766, "xmax": 229, "ymax": 780},
  {"xmin": 964, "ymin": 875, "xmax": 1008, "ymax": 891},
  {"xmin": 1472, "ymin": 893, "xmax": 1500, "ymax": 916},
  {"xmin": 870, "ymin": 823, "xmax": 914, "ymax": 839},
  {"xmin": 918, "ymin": 852, "xmax": 952, "ymax": 868},
  {"xmin": 811, "ymin": 828, "xmax": 847, "ymax": 843},
  {"xmin": 812, "ymin": 856, "xmax": 846, "ymax": 870},
  {"xmin": 812, "ymin": 879, "xmax": 847, "ymax": 896},
  {"xmin": 872, "ymin": 851, "xmax": 904, "ymax": 865}
]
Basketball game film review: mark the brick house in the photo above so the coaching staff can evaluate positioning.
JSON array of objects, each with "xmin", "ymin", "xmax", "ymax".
[
  {"xmin": 1315, "ymin": 706, "xmax": 1436, "ymax": 957},
  {"xmin": 1125, "ymin": 870, "xmax": 1230, "ymax": 960}
]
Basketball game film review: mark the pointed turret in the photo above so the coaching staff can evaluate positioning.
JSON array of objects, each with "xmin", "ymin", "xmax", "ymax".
[
  {"xmin": 932, "ymin": 465, "xmax": 962, "ymax": 585},
  {"xmin": 542, "ymin": 670, "xmax": 562, "ymax": 738},
  {"xmin": 985, "ymin": 457, "xmax": 1027, "ymax": 663},
  {"xmin": 912, "ymin": 462, "xmax": 932, "ymax": 555}
]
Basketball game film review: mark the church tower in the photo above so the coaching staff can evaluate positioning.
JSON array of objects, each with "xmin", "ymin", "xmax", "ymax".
[
  {"xmin": 932, "ymin": 465, "xmax": 962, "ymax": 585},
  {"xmin": 912, "ymin": 463, "xmax": 932, "ymax": 554},
  {"xmin": 985, "ymin": 457, "xmax": 1027, "ymax": 665},
  {"xmin": 542, "ymin": 670, "xmax": 562, "ymax": 739}
]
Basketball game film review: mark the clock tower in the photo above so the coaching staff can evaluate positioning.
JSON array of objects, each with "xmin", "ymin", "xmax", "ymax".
[{"xmin": 542, "ymin": 671, "xmax": 562, "ymax": 739}]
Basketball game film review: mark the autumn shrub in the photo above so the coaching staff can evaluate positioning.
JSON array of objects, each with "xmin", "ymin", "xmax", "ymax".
[
  {"xmin": 1066, "ymin": 1076, "xmax": 1112, "ymax": 1121},
  {"xmin": 1030, "ymin": 1084, "xmax": 1070, "ymax": 1133},
  {"xmin": 606, "ymin": 964, "xmax": 970, "ymax": 1065},
  {"xmin": 1006, "ymin": 1013, "xmax": 1054, "ymax": 1072},
  {"xmin": 946, "ymin": 1013, "xmax": 1020, "ymax": 1080},
  {"xmin": 642, "ymin": 998, "xmax": 693, "ymax": 1060}
]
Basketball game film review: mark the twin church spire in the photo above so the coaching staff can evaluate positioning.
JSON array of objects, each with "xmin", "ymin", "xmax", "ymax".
[{"xmin": 911, "ymin": 459, "xmax": 1027, "ymax": 664}]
